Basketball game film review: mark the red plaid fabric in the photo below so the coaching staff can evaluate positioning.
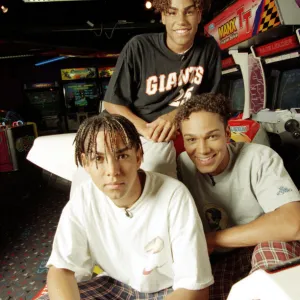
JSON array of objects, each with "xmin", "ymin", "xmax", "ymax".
[
  {"xmin": 37, "ymin": 275, "xmax": 173, "ymax": 300},
  {"xmin": 210, "ymin": 241, "xmax": 300, "ymax": 300},
  {"xmin": 251, "ymin": 241, "xmax": 300, "ymax": 273}
]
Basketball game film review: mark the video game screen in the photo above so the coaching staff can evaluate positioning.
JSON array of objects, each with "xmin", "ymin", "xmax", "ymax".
[
  {"xmin": 64, "ymin": 81, "xmax": 99, "ymax": 112},
  {"xmin": 277, "ymin": 69, "xmax": 300, "ymax": 109},
  {"xmin": 230, "ymin": 78, "xmax": 245, "ymax": 112},
  {"xmin": 26, "ymin": 89, "xmax": 60, "ymax": 117}
]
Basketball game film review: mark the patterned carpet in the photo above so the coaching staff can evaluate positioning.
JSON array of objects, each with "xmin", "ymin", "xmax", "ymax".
[{"xmin": 0, "ymin": 183, "xmax": 70, "ymax": 300}]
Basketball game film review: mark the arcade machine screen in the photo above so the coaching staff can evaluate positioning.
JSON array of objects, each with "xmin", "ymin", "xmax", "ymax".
[
  {"xmin": 26, "ymin": 90, "xmax": 60, "ymax": 118},
  {"xmin": 25, "ymin": 87, "xmax": 62, "ymax": 134},
  {"xmin": 277, "ymin": 69, "xmax": 300, "ymax": 109},
  {"xmin": 64, "ymin": 81, "xmax": 99, "ymax": 114},
  {"xmin": 230, "ymin": 78, "xmax": 245, "ymax": 112}
]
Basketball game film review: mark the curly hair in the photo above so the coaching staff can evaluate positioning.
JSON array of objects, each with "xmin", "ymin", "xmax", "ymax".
[
  {"xmin": 175, "ymin": 93, "xmax": 232, "ymax": 128},
  {"xmin": 152, "ymin": 0, "xmax": 211, "ymax": 13},
  {"xmin": 74, "ymin": 113, "xmax": 143, "ymax": 167}
]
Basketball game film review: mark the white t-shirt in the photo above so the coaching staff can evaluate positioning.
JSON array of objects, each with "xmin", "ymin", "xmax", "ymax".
[
  {"xmin": 47, "ymin": 171, "xmax": 213, "ymax": 293},
  {"xmin": 178, "ymin": 143, "xmax": 300, "ymax": 234}
]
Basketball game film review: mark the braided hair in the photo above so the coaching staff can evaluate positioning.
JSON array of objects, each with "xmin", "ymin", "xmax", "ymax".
[{"xmin": 74, "ymin": 113, "xmax": 143, "ymax": 167}]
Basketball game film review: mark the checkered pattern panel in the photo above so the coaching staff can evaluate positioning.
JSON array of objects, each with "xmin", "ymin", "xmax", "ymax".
[{"xmin": 258, "ymin": 0, "xmax": 281, "ymax": 33}]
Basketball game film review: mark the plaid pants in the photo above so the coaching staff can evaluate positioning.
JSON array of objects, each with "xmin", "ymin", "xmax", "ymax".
[
  {"xmin": 37, "ymin": 241, "xmax": 300, "ymax": 300},
  {"xmin": 210, "ymin": 241, "xmax": 300, "ymax": 300},
  {"xmin": 38, "ymin": 276, "xmax": 173, "ymax": 300}
]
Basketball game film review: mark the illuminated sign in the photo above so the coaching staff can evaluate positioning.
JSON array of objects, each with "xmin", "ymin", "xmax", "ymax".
[
  {"xmin": 24, "ymin": 82, "xmax": 58, "ymax": 89},
  {"xmin": 205, "ymin": 0, "xmax": 281, "ymax": 50},
  {"xmin": 255, "ymin": 35, "xmax": 299, "ymax": 57},
  {"xmin": 61, "ymin": 68, "xmax": 97, "ymax": 80},
  {"xmin": 98, "ymin": 67, "xmax": 115, "ymax": 78}
]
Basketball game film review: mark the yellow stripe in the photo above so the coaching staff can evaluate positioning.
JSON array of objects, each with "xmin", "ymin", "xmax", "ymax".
[{"xmin": 93, "ymin": 265, "xmax": 103, "ymax": 274}]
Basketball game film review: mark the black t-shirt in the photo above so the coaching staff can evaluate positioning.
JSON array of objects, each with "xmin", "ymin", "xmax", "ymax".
[{"xmin": 104, "ymin": 32, "xmax": 221, "ymax": 122}]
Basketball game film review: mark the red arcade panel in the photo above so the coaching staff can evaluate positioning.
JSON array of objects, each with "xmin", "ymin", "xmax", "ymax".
[{"xmin": 205, "ymin": 0, "xmax": 282, "ymax": 50}]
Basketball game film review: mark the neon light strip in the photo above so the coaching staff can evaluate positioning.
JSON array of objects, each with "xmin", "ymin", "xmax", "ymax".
[{"xmin": 35, "ymin": 56, "xmax": 67, "ymax": 66}]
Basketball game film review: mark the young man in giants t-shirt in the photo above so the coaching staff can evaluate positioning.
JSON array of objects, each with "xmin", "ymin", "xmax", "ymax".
[{"xmin": 103, "ymin": 0, "xmax": 221, "ymax": 179}]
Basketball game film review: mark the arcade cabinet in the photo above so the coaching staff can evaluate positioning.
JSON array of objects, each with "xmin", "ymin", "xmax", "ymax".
[
  {"xmin": 220, "ymin": 57, "xmax": 270, "ymax": 146},
  {"xmin": 98, "ymin": 66, "xmax": 115, "ymax": 112},
  {"xmin": 24, "ymin": 82, "xmax": 64, "ymax": 135},
  {"xmin": 61, "ymin": 67, "xmax": 100, "ymax": 131},
  {"xmin": 63, "ymin": 81, "xmax": 100, "ymax": 131},
  {"xmin": 206, "ymin": 0, "xmax": 300, "ymax": 149},
  {"xmin": 253, "ymin": 39, "xmax": 300, "ymax": 187}
]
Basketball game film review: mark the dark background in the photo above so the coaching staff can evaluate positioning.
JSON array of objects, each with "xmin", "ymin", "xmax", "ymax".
[{"xmin": 0, "ymin": 0, "xmax": 232, "ymax": 111}]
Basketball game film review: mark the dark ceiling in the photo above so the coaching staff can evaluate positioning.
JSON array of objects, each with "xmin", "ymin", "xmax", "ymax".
[{"xmin": 0, "ymin": 0, "xmax": 232, "ymax": 58}]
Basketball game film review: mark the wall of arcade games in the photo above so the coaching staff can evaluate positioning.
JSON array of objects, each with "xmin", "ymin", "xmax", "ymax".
[
  {"xmin": 206, "ymin": 0, "xmax": 300, "ymax": 187},
  {"xmin": 23, "ymin": 66, "xmax": 115, "ymax": 134}
]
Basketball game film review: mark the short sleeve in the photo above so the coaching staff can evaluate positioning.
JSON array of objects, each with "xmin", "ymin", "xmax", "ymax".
[
  {"xmin": 46, "ymin": 194, "xmax": 93, "ymax": 282},
  {"xmin": 168, "ymin": 184, "xmax": 214, "ymax": 290},
  {"xmin": 104, "ymin": 38, "xmax": 138, "ymax": 107},
  {"xmin": 255, "ymin": 151, "xmax": 300, "ymax": 212}
]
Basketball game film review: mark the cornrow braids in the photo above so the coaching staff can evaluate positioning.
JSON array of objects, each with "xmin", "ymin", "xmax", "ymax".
[
  {"xmin": 152, "ymin": 0, "xmax": 211, "ymax": 13},
  {"xmin": 175, "ymin": 93, "xmax": 232, "ymax": 128},
  {"xmin": 74, "ymin": 113, "xmax": 143, "ymax": 167}
]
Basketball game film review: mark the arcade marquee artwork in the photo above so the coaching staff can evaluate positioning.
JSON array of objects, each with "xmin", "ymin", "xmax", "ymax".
[{"xmin": 205, "ymin": 0, "xmax": 281, "ymax": 50}]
